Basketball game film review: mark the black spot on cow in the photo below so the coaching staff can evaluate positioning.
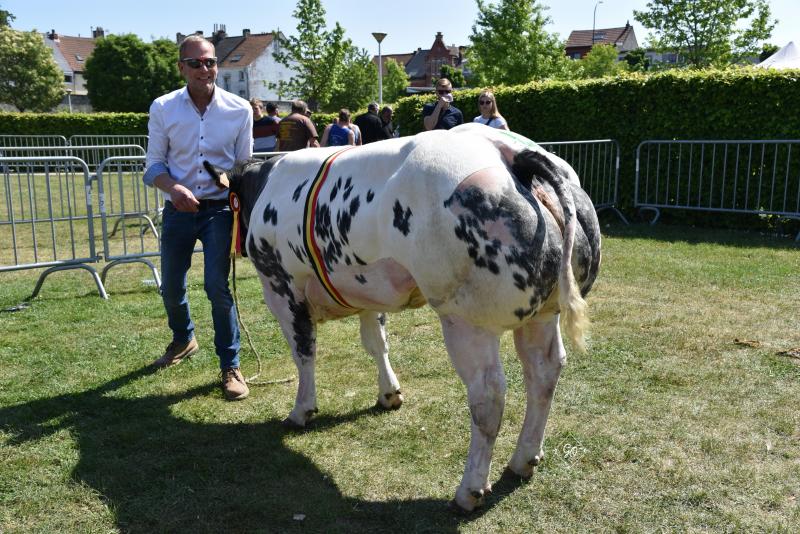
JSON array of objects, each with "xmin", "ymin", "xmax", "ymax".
[
  {"xmin": 329, "ymin": 178, "xmax": 340, "ymax": 202},
  {"xmin": 297, "ymin": 224, "xmax": 302, "ymax": 236},
  {"xmin": 392, "ymin": 200, "xmax": 412, "ymax": 236},
  {"xmin": 315, "ymin": 204, "xmax": 332, "ymax": 241},
  {"xmin": 349, "ymin": 196, "xmax": 360, "ymax": 217},
  {"xmin": 289, "ymin": 299, "xmax": 315, "ymax": 361},
  {"xmin": 377, "ymin": 313, "xmax": 386, "ymax": 326},
  {"xmin": 353, "ymin": 253, "xmax": 367, "ymax": 266},
  {"xmin": 293, "ymin": 180, "xmax": 308, "ymax": 202},
  {"xmin": 343, "ymin": 177, "xmax": 353, "ymax": 201},
  {"xmin": 344, "ymin": 255, "xmax": 352, "ymax": 265},
  {"xmin": 366, "ymin": 189, "xmax": 375, "ymax": 203},
  {"xmin": 355, "ymin": 274, "xmax": 367, "ymax": 285},
  {"xmin": 288, "ymin": 241, "xmax": 306, "ymax": 264},
  {"xmin": 263, "ymin": 203, "xmax": 278, "ymax": 225}
]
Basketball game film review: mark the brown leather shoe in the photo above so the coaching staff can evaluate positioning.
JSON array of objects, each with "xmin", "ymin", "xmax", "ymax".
[
  {"xmin": 221, "ymin": 367, "xmax": 250, "ymax": 401},
  {"xmin": 152, "ymin": 338, "xmax": 199, "ymax": 368}
]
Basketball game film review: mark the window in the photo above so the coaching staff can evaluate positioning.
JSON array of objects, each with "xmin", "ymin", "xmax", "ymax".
[
  {"xmin": 75, "ymin": 54, "xmax": 84, "ymax": 62},
  {"xmin": 230, "ymin": 54, "xmax": 243, "ymax": 63},
  {"xmin": 223, "ymin": 74, "xmax": 231, "ymax": 91},
  {"xmin": 238, "ymin": 90, "xmax": 246, "ymax": 97},
  {"xmin": 64, "ymin": 74, "xmax": 73, "ymax": 83},
  {"xmin": 238, "ymin": 70, "xmax": 245, "ymax": 81}
]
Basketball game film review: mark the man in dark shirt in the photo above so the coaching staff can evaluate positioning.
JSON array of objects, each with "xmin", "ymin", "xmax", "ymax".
[
  {"xmin": 380, "ymin": 105, "xmax": 395, "ymax": 139},
  {"xmin": 276, "ymin": 100, "xmax": 319, "ymax": 151},
  {"xmin": 250, "ymin": 99, "xmax": 281, "ymax": 152},
  {"xmin": 422, "ymin": 78, "xmax": 463, "ymax": 131},
  {"xmin": 354, "ymin": 102, "xmax": 385, "ymax": 144}
]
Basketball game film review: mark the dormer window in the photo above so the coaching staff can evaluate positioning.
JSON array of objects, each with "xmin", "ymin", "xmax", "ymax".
[
  {"xmin": 75, "ymin": 54, "xmax": 84, "ymax": 62},
  {"xmin": 230, "ymin": 54, "xmax": 243, "ymax": 63}
]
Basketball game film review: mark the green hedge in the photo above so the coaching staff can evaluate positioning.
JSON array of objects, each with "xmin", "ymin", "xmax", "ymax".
[
  {"xmin": 0, "ymin": 112, "xmax": 149, "ymax": 137},
  {"xmin": 396, "ymin": 68, "xmax": 800, "ymax": 227}
]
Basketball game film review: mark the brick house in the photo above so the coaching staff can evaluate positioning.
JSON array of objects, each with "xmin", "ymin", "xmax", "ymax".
[
  {"xmin": 42, "ymin": 27, "xmax": 104, "ymax": 96},
  {"xmin": 373, "ymin": 32, "xmax": 467, "ymax": 89},
  {"xmin": 564, "ymin": 22, "xmax": 638, "ymax": 59}
]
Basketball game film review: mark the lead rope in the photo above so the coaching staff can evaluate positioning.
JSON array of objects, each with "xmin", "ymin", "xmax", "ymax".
[{"xmin": 229, "ymin": 192, "xmax": 294, "ymax": 386}]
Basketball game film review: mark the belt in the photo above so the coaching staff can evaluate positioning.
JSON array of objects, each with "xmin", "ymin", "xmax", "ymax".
[{"xmin": 166, "ymin": 198, "xmax": 229, "ymax": 210}]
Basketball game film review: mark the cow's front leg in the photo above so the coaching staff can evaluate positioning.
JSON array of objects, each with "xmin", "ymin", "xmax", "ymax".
[
  {"xmin": 508, "ymin": 316, "xmax": 564, "ymax": 478},
  {"xmin": 440, "ymin": 314, "xmax": 505, "ymax": 513},
  {"xmin": 359, "ymin": 311, "xmax": 403, "ymax": 410},
  {"xmin": 257, "ymin": 272, "xmax": 318, "ymax": 427}
]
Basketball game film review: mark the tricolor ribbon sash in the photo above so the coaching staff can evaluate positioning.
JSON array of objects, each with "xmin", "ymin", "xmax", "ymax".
[{"xmin": 302, "ymin": 147, "xmax": 356, "ymax": 309}]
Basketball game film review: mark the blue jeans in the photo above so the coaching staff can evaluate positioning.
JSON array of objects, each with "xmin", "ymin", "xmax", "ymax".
[{"xmin": 160, "ymin": 201, "xmax": 240, "ymax": 369}]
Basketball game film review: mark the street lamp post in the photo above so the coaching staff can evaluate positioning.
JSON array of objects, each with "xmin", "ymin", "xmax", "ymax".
[
  {"xmin": 372, "ymin": 32, "xmax": 387, "ymax": 106},
  {"xmin": 592, "ymin": 1, "xmax": 603, "ymax": 47},
  {"xmin": 66, "ymin": 88, "xmax": 73, "ymax": 113}
]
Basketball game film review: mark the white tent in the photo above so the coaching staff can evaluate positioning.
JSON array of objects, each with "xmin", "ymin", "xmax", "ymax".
[{"xmin": 756, "ymin": 41, "xmax": 800, "ymax": 69}]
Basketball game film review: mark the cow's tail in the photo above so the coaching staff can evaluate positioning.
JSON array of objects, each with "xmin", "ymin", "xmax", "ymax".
[{"xmin": 511, "ymin": 149, "xmax": 589, "ymax": 353}]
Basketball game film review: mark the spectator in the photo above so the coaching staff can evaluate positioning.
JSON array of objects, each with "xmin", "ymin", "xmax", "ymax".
[
  {"xmin": 422, "ymin": 78, "xmax": 463, "ymax": 131},
  {"xmin": 380, "ymin": 105, "xmax": 395, "ymax": 139},
  {"xmin": 277, "ymin": 100, "xmax": 320, "ymax": 151},
  {"xmin": 321, "ymin": 108, "xmax": 356, "ymax": 147},
  {"xmin": 143, "ymin": 35, "xmax": 252, "ymax": 400},
  {"xmin": 354, "ymin": 102, "xmax": 384, "ymax": 144},
  {"xmin": 251, "ymin": 99, "xmax": 281, "ymax": 152},
  {"xmin": 473, "ymin": 90, "xmax": 509, "ymax": 130}
]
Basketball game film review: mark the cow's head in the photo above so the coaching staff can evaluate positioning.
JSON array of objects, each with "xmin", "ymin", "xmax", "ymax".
[{"xmin": 203, "ymin": 156, "xmax": 283, "ymax": 255}]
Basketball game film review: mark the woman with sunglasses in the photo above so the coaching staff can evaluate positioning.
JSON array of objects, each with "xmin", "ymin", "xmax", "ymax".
[
  {"xmin": 422, "ymin": 78, "xmax": 464, "ymax": 131},
  {"xmin": 473, "ymin": 90, "xmax": 509, "ymax": 130}
]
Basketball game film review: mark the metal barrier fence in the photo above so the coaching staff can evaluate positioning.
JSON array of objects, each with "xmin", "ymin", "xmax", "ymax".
[
  {"xmin": 539, "ymin": 139, "xmax": 628, "ymax": 224},
  {"xmin": 1, "ymin": 156, "xmax": 108, "ymax": 298},
  {"xmin": 0, "ymin": 134, "xmax": 69, "ymax": 148},
  {"xmin": 69, "ymin": 135, "xmax": 149, "ymax": 171},
  {"xmin": 636, "ymin": 140, "xmax": 800, "ymax": 233}
]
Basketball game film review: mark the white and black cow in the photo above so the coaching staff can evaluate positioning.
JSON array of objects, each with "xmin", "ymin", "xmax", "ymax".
[{"xmin": 205, "ymin": 123, "xmax": 601, "ymax": 512}]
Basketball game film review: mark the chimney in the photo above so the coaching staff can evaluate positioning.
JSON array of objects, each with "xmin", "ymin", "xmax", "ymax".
[
  {"xmin": 47, "ymin": 29, "xmax": 59, "ymax": 41},
  {"xmin": 92, "ymin": 26, "xmax": 105, "ymax": 39},
  {"xmin": 243, "ymin": 29, "xmax": 251, "ymax": 37}
]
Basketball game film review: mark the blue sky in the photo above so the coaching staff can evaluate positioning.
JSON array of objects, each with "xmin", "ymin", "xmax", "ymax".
[{"xmin": 5, "ymin": 0, "xmax": 798, "ymax": 55}]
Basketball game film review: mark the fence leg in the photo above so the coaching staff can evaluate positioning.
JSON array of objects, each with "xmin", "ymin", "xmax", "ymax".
[
  {"xmin": 101, "ymin": 258, "xmax": 161, "ymax": 291},
  {"xmin": 638, "ymin": 207, "xmax": 661, "ymax": 225},
  {"xmin": 597, "ymin": 206, "xmax": 630, "ymax": 225},
  {"xmin": 29, "ymin": 264, "xmax": 109, "ymax": 300}
]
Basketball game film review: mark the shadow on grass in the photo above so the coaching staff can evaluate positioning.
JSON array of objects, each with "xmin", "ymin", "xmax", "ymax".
[
  {"xmin": 600, "ymin": 218, "xmax": 799, "ymax": 250},
  {"xmin": 0, "ymin": 366, "xmax": 520, "ymax": 532}
]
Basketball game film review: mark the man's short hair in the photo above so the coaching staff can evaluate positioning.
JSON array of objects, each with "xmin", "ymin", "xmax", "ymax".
[
  {"xmin": 338, "ymin": 108, "xmax": 351, "ymax": 122},
  {"xmin": 367, "ymin": 102, "xmax": 379, "ymax": 112},
  {"xmin": 179, "ymin": 35, "xmax": 214, "ymax": 59},
  {"xmin": 291, "ymin": 100, "xmax": 308, "ymax": 114},
  {"xmin": 265, "ymin": 102, "xmax": 277, "ymax": 113},
  {"xmin": 249, "ymin": 98, "xmax": 263, "ymax": 107},
  {"xmin": 380, "ymin": 106, "xmax": 393, "ymax": 115},
  {"xmin": 435, "ymin": 77, "xmax": 453, "ymax": 90}
]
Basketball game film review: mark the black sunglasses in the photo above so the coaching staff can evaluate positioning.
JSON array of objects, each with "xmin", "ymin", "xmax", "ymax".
[
  {"xmin": 479, "ymin": 100, "xmax": 493, "ymax": 105},
  {"xmin": 437, "ymin": 89, "xmax": 452, "ymax": 95},
  {"xmin": 181, "ymin": 57, "xmax": 218, "ymax": 69}
]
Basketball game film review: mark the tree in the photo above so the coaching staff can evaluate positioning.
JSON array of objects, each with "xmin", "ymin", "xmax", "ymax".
[
  {"xmin": 577, "ymin": 44, "xmax": 627, "ymax": 79},
  {"xmin": 624, "ymin": 48, "xmax": 651, "ymax": 72},
  {"xmin": 437, "ymin": 64, "xmax": 465, "ymax": 88},
  {"xmin": 633, "ymin": 0, "xmax": 775, "ymax": 68},
  {"xmin": 382, "ymin": 58, "xmax": 409, "ymax": 103},
  {"xmin": 0, "ymin": 5, "xmax": 14, "ymax": 27},
  {"xmin": 327, "ymin": 45, "xmax": 377, "ymax": 112},
  {"xmin": 85, "ymin": 34, "xmax": 182, "ymax": 112},
  {"xmin": 759, "ymin": 43, "xmax": 779, "ymax": 62},
  {"xmin": 271, "ymin": 0, "xmax": 348, "ymax": 111},
  {"xmin": 467, "ymin": 0, "xmax": 570, "ymax": 86},
  {"xmin": 0, "ymin": 27, "xmax": 63, "ymax": 112}
]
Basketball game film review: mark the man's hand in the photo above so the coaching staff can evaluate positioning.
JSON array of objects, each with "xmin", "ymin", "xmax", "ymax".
[{"xmin": 168, "ymin": 183, "xmax": 200, "ymax": 212}]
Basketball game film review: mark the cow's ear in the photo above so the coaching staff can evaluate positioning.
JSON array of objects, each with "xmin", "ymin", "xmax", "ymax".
[{"xmin": 203, "ymin": 160, "xmax": 230, "ymax": 190}]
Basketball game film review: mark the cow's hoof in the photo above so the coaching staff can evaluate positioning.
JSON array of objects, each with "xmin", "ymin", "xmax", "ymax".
[
  {"xmin": 282, "ymin": 417, "xmax": 306, "ymax": 430},
  {"xmin": 451, "ymin": 486, "xmax": 485, "ymax": 513},
  {"xmin": 376, "ymin": 390, "xmax": 403, "ymax": 411}
]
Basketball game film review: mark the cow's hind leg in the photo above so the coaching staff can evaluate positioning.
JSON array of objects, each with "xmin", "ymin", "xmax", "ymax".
[
  {"xmin": 440, "ymin": 314, "xmax": 505, "ymax": 513},
  {"xmin": 508, "ymin": 316, "xmax": 564, "ymax": 478},
  {"xmin": 359, "ymin": 311, "xmax": 403, "ymax": 410},
  {"xmin": 256, "ymin": 272, "xmax": 318, "ymax": 428}
]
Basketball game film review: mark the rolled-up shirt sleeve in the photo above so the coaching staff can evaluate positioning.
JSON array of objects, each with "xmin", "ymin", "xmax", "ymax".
[
  {"xmin": 235, "ymin": 110, "xmax": 254, "ymax": 162},
  {"xmin": 144, "ymin": 100, "xmax": 169, "ymax": 187}
]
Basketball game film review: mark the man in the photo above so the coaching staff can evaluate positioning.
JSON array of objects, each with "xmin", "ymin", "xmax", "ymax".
[
  {"xmin": 276, "ymin": 100, "xmax": 319, "ymax": 151},
  {"xmin": 251, "ymin": 99, "xmax": 280, "ymax": 152},
  {"xmin": 423, "ymin": 78, "xmax": 463, "ymax": 131},
  {"xmin": 380, "ymin": 105, "xmax": 395, "ymax": 139},
  {"xmin": 354, "ymin": 102, "xmax": 385, "ymax": 144},
  {"xmin": 144, "ymin": 35, "xmax": 252, "ymax": 400}
]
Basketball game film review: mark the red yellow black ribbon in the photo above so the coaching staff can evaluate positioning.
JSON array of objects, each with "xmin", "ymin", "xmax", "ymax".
[{"xmin": 302, "ymin": 147, "xmax": 356, "ymax": 308}]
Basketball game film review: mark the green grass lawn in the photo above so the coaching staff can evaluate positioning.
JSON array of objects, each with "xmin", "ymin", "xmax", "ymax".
[{"xmin": 1, "ymin": 223, "xmax": 798, "ymax": 533}]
